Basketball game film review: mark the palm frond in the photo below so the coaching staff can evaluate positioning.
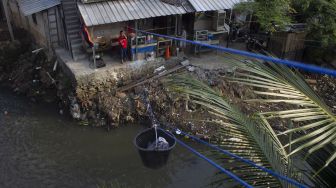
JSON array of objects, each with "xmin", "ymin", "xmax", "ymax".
[
  {"xmin": 227, "ymin": 58, "xmax": 336, "ymax": 173},
  {"xmin": 164, "ymin": 75, "xmax": 299, "ymax": 187}
]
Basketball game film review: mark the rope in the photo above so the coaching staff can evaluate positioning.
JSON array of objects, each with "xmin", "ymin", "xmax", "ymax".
[
  {"xmin": 133, "ymin": 28, "xmax": 336, "ymax": 77},
  {"xmin": 170, "ymin": 128, "xmax": 308, "ymax": 188}
]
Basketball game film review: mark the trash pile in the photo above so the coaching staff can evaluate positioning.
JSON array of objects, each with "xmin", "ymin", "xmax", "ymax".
[{"xmin": 0, "ymin": 33, "xmax": 71, "ymax": 104}]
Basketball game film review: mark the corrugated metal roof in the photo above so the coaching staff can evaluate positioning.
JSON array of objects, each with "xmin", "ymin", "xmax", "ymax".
[
  {"xmin": 19, "ymin": 0, "xmax": 60, "ymax": 16},
  {"xmin": 78, "ymin": 0, "xmax": 187, "ymax": 27},
  {"xmin": 188, "ymin": 0, "xmax": 245, "ymax": 12},
  {"xmin": 181, "ymin": 0, "xmax": 195, "ymax": 12}
]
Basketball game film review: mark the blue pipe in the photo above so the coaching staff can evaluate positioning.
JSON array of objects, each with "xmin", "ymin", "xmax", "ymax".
[
  {"xmin": 174, "ymin": 136, "xmax": 253, "ymax": 188},
  {"xmin": 174, "ymin": 129, "xmax": 308, "ymax": 188},
  {"xmin": 135, "ymin": 29, "xmax": 336, "ymax": 77}
]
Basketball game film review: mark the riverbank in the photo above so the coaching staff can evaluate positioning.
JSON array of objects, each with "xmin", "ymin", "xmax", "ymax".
[
  {"xmin": 0, "ymin": 86, "xmax": 221, "ymax": 188},
  {"xmin": 2, "ymin": 30, "xmax": 336, "ymax": 187},
  {"xmin": 2, "ymin": 34, "xmax": 336, "ymax": 137}
]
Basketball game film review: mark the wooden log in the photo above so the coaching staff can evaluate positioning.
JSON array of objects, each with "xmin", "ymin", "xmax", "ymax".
[{"xmin": 117, "ymin": 63, "xmax": 188, "ymax": 92}]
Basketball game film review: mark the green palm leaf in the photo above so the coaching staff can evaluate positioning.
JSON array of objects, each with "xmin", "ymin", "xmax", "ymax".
[
  {"xmin": 164, "ymin": 75, "xmax": 299, "ymax": 187},
  {"xmin": 227, "ymin": 57, "xmax": 336, "ymax": 173}
]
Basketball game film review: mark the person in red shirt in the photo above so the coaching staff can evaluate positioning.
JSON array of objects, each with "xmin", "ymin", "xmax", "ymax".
[{"xmin": 118, "ymin": 30, "xmax": 128, "ymax": 63}]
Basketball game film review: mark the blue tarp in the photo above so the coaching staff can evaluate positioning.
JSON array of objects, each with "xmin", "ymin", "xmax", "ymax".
[{"xmin": 131, "ymin": 45, "xmax": 156, "ymax": 54}]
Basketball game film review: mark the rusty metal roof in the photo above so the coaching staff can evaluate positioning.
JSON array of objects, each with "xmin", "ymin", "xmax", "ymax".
[
  {"xmin": 78, "ymin": 0, "xmax": 187, "ymax": 27},
  {"xmin": 188, "ymin": 0, "xmax": 245, "ymax": 12},
  {"xmin": 19, "ymin": 0, "xmax": 60, "ymax": 16}
]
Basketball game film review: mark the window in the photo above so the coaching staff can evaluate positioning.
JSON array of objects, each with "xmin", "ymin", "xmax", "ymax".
[{"xmin": 32, "ymin": 13, "xmax": 37, "ymax": 25}]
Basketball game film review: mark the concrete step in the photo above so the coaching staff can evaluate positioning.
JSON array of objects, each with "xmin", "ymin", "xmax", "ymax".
[
  {"xmin": 71, "ymin": 43, "xmax": 82, "ymax": 50},
  {"xmin": 72, "ymin": 48, "xmax": 85, "ymax": 57},
  {"xmin": 64, "ymin": 10, "xmax": 77, "ymax": 16},
  {"xmin": 73, "ymin": 53, "xmax": 87, "ymax": 61},
  {"xmin": 62, "ymin": 1, "xmax": 77, "ymax": 6},
  {"xmin": 65, "ymin": 14, "xmax": 78, "ymax": 20},
  {"xmin": 64, "ymin": 9, "xmax": 77, "ymax": 15},
  {"xmin": 65, "ymin": 19, "xmax": 79, "ymax": 25},
  {"xmin": 68, "ymin": 33, "xmax": 81, "ymax": 40},
  {"xmin": 63, "ymin": 5, "xmax": 76, "ymax": 12},
  {"xmin": 49, "ymin": 22, "xmax": 57, "ymax": 29},
  {"xmin": 48, "ymin": 15, "xmax": 56, "ymax": 22},
  {"xmin": 67, "ymin": 29, "xmax": 80, "ymax": 35},
  {"xmin": 71, "ymin": 38, "xmax": 83, "ymax": 45},
  {"xmin": 62, "ymin": 4, "xmax": 77, "ymax": 12},
  {"xmin": 67, "ymin": 23, "xmax": 80, "ymax": 30},
  {"xmin": 50, "ymin": 35, "xmax": 58, "ymax": 41},
  {"xmin": 49, "ymin": 28, "xmax": 58, "ymax": 35},
  {"xmin": 51, "ymin": 41, "xmax": 59, "ymax": 46}
]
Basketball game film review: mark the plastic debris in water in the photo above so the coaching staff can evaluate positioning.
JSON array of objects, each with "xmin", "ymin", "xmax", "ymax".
[
  {"xmin": 147, "ymin": 137, "xmax": 169, "ymax": 150},
  {"xmin": 175, "ymin": 129, "xmax": 182, "ymax": 135}
]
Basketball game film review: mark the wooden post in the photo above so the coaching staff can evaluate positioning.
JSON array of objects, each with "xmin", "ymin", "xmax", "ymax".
[
  {"xmin": 174, "ymin": 15, "xmax": 178, "ymax": 46},
  {"xmin": 248, "ymin": 11, "xmax": 253, "ymax": 33},
  {"xmin": 174, "ymin": 15, "xmax": 178, "ymax": 36},
  {"xmin": 2, "ymin": 0, "xmax": 14, "ymax": 41},
  {"xmin": 135, "ymin": 20, "xmax": 138, "ymax": 60},
  {"xmin": 226, "ymin": 9, "xmax": 233, "ymax": 48}
]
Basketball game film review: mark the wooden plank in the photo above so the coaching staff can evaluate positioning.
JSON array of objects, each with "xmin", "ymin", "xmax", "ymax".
[{"xmin": 117, "ymin": 64, "xmax": 187, "ymax": 92}]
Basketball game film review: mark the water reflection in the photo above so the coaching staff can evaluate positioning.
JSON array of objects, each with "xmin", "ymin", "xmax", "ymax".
[{"xmin": 0, "ymin": 88, "xmax": 217, "ymax": 188}]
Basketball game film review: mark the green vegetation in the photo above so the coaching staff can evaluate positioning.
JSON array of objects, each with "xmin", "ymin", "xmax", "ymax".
[
  {"xmin": 228, "ymin": 56, "xmax": 336, "ymax": 175},
  {"xmin": 235, "ymin": 0, "xmax": 336, "ymax": 63},
  {"xmin": 165, "ymin": 54, "xmax": 336, "ymax": 186},
  {"xmin": 165, "ymin": 75, "xmax": 298, "ymax": 187},
  {"xmin": 293, "ymin": 0, "xmax": 336, "ymax": 48},
  {"xmin": 234, "ymin": 0, "xmax": 293, "ymax": 32}
]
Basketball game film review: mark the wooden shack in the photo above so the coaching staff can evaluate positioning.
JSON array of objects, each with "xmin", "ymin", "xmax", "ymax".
[
  {"xmin": 268, "ymin": 31, "xmax": 306, "ymax": 61},
  {"xmin": 5, "ymin": 0, "xmax": 65, "ymax": 49},
  {"xmin": 77, "ymin": 0, "xmax": 189, "ymax": 61}
]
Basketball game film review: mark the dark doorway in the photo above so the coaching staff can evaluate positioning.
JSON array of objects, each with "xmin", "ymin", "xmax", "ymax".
[{"xmin": 182, "ymin": 13, "xmax": 194, "ymax": 39}]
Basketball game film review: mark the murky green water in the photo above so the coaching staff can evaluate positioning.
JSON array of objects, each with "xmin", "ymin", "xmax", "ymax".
[{"xmin": 0, "ymin": 88, "xmax": 221, "ymax": 188}]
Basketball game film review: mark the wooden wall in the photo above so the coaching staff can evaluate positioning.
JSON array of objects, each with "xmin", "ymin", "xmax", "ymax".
[{"xmin": 268, "ymin": 32, "xmax": 306, "ymax": 61}]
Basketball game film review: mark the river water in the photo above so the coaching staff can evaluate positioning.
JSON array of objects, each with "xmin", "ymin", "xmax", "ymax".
[{"xmin": 0, "ymin": 88, "xmax": 223, "ymax": 188}]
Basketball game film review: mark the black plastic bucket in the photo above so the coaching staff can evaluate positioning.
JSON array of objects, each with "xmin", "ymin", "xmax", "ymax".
[{"xmin": 134, "ymin": 127, "xmax": 176, "ymax": 169}]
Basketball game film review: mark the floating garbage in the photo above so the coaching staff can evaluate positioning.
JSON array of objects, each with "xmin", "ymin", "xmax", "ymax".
[{"xmin": 134, "ymin": 127, "xmax": 176, "ymax": 169}]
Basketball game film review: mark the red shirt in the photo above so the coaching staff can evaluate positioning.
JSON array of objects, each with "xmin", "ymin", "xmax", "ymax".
[{"xmin": 118, "ymin": 36, "xmax": 128, "ymax": 49}]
